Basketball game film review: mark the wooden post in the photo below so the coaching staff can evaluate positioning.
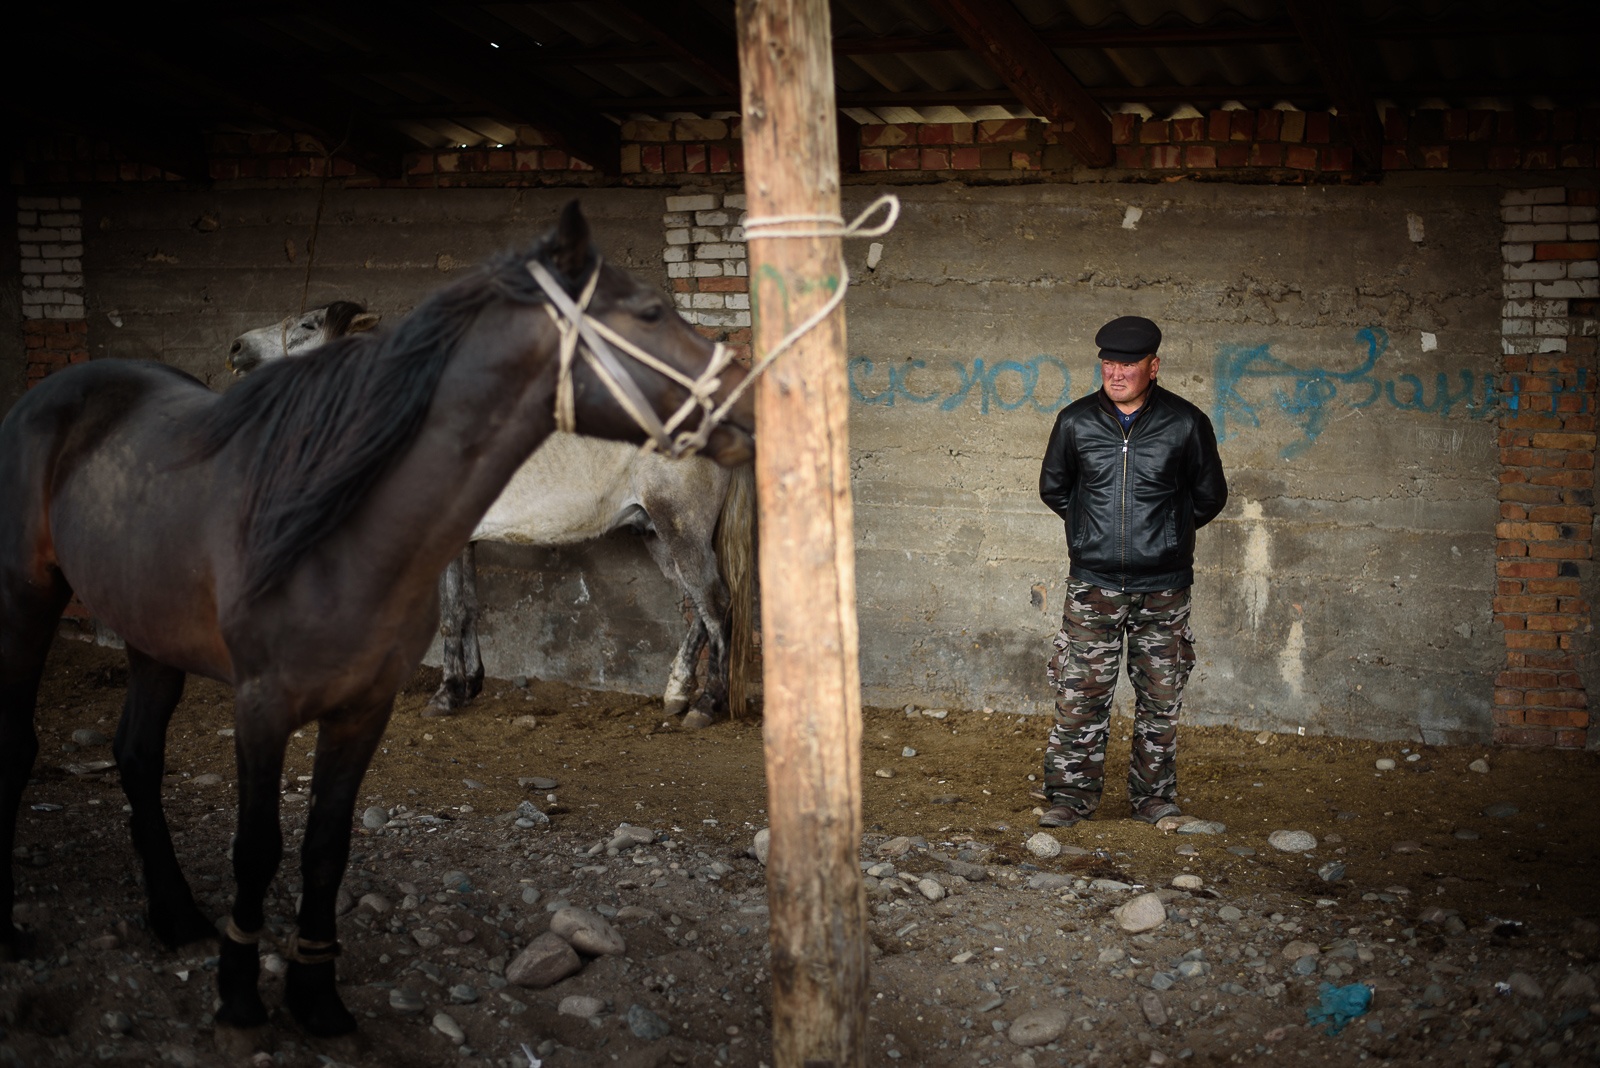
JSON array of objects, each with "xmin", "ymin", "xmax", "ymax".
[{"xmin": 734, "ymin": 2, "xmax": 868, "ymax": 1067}]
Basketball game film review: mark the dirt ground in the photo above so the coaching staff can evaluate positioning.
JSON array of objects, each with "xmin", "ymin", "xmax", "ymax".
[{"xmin": 1, "ymin": 631, "xmax": 1597, "ymax": 1068}]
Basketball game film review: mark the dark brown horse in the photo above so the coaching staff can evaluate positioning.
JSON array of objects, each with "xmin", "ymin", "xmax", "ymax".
[{"xmin": 0, "ymin": 202, "xmax": 752, "ymax": 1036}]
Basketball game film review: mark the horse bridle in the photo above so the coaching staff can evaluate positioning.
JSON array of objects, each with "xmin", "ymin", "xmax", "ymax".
[{"xmin": 528, "ymin": 258, "xmax": 737, "ymax": 459}]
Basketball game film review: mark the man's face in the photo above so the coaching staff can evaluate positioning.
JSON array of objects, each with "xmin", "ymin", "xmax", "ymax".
[{"xmin": 1102, "ymin": 354, "xmax": 1159, "ymax": 411}]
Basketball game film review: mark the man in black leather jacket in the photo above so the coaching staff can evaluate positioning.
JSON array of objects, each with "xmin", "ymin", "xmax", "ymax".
[{"xmin": 1035, "ymin": 315, "xmax": 1228, "ymax": 828}]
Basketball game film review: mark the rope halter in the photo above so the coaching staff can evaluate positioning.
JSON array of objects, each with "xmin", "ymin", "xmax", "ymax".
[{"xmin": 528, "ymin": 258, "xmax": 738, "ymax": 459}]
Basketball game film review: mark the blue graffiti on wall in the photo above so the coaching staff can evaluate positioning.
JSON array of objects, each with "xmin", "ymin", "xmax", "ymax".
[
  {"xmin": 849, "ymin": 355, "xmax": 1077, "ymax": 413},
  {"xmin": 849, "ymin": 327, "xmax": 1588, "ymax": 460},
  {"xmin": 1213, "ymin": 327, "xmax": 1587, "ymax": 458}
]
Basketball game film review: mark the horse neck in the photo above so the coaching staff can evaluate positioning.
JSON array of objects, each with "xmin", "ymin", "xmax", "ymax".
[{"xmin": 370, "ymin": 302, "xmax": 563, "ymax": 571}]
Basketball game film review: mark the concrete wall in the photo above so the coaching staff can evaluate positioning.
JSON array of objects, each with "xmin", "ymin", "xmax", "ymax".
[
  {"xmin": 840, "ymin": 181, "xmax": 1503, "ymax": 743},
  {"xmin": 4, "ymin": 177, "xmax": 1579, "ymax": 743}
]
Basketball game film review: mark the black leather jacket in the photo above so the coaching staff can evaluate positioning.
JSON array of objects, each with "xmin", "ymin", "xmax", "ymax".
[{"xmin": 1039, "ymin": 382, "xmax": 1228, "ymax": 592}]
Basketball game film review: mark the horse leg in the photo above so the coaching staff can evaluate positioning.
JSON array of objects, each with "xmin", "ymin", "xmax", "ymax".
[
  {"xmin": 662, "ymin": 614, "xmax": 708, "ymax": 719},
  {"xmin": 644, "ymin": 527, "xmax": 729, "ymax": 729},
  {"xmin": 284, "ymin": 699, "xmax": 393, "ymax": 1036},
  {"xmin": 428, "ymin": 544, "xmax": 482, "ymax": 715},
  {"xmin": 113, "ymin": 647, "xmax": 212, "ymax": 947},
  {"xmin": 0, "ymin": 575, "xmax": 69, "ymax": 959},
  {"xmin": 214, "ymin": 700, "xmax": 291, "ymax": 1030}
]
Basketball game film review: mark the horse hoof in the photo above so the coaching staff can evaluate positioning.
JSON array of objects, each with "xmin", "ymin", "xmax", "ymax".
[
  {"xmin": 214, "ymin": 994, "xmax": 271, "ymax": 1031},
  {"xmin": 681, "ymin": 710, "xmax": 715, "ymax": 731},
  {"xmin": 286, "ymin": 961, "xmax": 357, "ymax": 1036},
  {"xmin": 150, "ymin": 903, "xmax": 216, "ymax": 949}
]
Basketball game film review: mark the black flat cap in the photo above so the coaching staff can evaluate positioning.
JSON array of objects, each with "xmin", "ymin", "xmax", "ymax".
[{"xmin": 1095, "ymin": 315, "xmax": 1162, "ymax": 363}]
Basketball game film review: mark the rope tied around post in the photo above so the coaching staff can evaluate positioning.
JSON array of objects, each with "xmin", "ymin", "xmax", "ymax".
[
  {"xmin": 715, "ymin": 193, "xmax": 901, "ymax": 414},
  {"xmin": 525, "ymin": 193, "xmax": 897, "ymax": 462}
]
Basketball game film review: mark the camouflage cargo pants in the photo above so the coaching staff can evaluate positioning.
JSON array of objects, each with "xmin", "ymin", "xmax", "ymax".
[{"xmin": 1043, "ymin": 582, "xmax": 1195, "ymax": 819}]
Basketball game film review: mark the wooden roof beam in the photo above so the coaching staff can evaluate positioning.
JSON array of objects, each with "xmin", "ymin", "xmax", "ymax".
[
  {"xmin": 1285, "ymin": 0, "xmax": 1384, "ymax": 171},
  {"xmin": 612, "ymin": 1, "xmax": 742, "ymax": 97},
  {"xmin": 928, "ymin": 0, "xmax": 1113, "ymax": 167}
]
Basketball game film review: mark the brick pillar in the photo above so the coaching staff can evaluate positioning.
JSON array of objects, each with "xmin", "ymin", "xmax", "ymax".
[
  {"xmin": 1494, "ymin": 185, "xmax": 1600, "ymax": 747},
  {"xmin": 19, "ymin": 195, "xmax": 89, "ymax": 383},
  {"xmin": 663, "ymin": 192, "xmax": 752, "ymax": 363}
]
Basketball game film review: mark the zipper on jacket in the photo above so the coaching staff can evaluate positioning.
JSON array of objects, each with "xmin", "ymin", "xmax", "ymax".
[{"xmin": 1118, "ymin": 425, "xmax": 1130, "ymax": 590}]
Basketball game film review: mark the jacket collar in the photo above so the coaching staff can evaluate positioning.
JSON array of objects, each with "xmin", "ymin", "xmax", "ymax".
[{"xmin": 1095, "ymin": 379, "xmax": 1164, "ymax": 421}]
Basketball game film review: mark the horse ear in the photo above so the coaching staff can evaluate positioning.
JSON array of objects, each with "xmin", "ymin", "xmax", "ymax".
[
  {"xmin": 548, "ymin": 200, "xmax": 596, "ymax": 282},
  {"xmin": 350, "ymin": 312, "xmax": 381, "ymax": 333}
]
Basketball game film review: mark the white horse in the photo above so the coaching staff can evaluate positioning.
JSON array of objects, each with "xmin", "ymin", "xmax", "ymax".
[{"xmin": 229, "ymin": 304, "xmax": 755, "ymax": 728}]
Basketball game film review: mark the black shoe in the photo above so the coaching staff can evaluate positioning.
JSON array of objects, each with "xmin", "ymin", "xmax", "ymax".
[
  {"xmin": 1038, "ymin": 805, "xmax": 1084, "ymax": 828},
  {"xmin": 1130, "ymin": 801, "xmax": 1182, "ymax": 824}
]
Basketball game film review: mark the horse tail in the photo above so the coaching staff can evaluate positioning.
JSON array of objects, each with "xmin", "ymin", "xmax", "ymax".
[{"xmin": 716, "ymin": 462, "xmax": 757, "ymax": 718}]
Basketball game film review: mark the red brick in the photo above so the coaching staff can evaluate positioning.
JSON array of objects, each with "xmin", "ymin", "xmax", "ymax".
[
  {"xmin": 859, "ymin": 124, "xmax": 914, "ymax": 148},
  {"xmin": 1501, "ymin": 502, "xmax": 1528, "ymax": 520},
  {"xmin": 1285, "ymin": 146, "xmax": 1319, "ymax": 170},
  {"xmin": 1139, "ymin": 120, "xmax": 1171, "ymax": 144},
  {"xmin": 1524, "ymin": 145, "xmax": 1556, "ymax": 169},
  {"xmin": 710, "ymin": 145, "xmax": 735, "ymax": 173},
  {"xmin": 1303, "ymin": 112, "xmax": 1329, "ymax": 143},
  {"xmin": 1185, "ymin": 145, "xmax": 1216, "ymax": 168},
  {"xmin": 853, "ymin": 148, "xmax": 886, "ymax": 170},
  {"xmin": 1488, "ymin": 146, "xmax": 1521, "ymax": 170},
  {"xmin": 1497, "ymin": 539, "xmax": 1529, "ymax": 557},
  {"xmin": 888, "ymin": 147, "xmax": 919, "ymax": 170},
  {"xmin": 1468, "ymin": 110, "xmax": 1496, "ymax": 141},
  {"xmin": 1444, "ymin": 109, "xmax": 1470, "ymax": 140},
  {"xmin": 1527, "ymin": 579, "xmax": 1582, "ymax": 596},
  {"xmin": 640, "ymin": 146, "xmax": 663, "ymax": 173},
  {"xmin": 699, "ymin": 277, "xmax": 747, "ymax": 293},
  {"xmin": 1208, "ymin": 110, "xmax": 1232, "ymax": 141},
  {"xmin": 1171, "ymin": 117, "xmax": 1203, "ymax": 142},
  {"xmin": 1383, "ymin": 145, "xmax": 1411, "ymax": 169},
  {"xmin": 1111, "ymin": 113, "xmax": 1138, "ymax": 144},
  {"xmin": 1494, "ymin": 687, "xmax": 1524, "ymax": 706},
  {"xmin": 918, "ymin": 123, "xmax": 955, "ymax": 145},
  {"xmin": 1383, "ymin": 108, "xmax": 1408, "ymax": 142},
  {"xmin": 976, "ymin": 119, "xmax": 1030, "ymax": 143},
  {"xmin": 1420, "ymin": 145, "xmax": 1449, "ymax": 168},
  {"xmin": 1011, "ymin": 150, "xmax": 1040, "ymax": 170},
  {"xmin": 1528, "ymin": 505, "xmax": 1593, "ymax": 523},
  {"xmin": 685, "ymin": 145, "xmax": 707, "ymax": 173},
  {"xmin": 1505, "ymin": 632, "xmax": 1562, "ymax": 650},
  {"xmin": 1256, "ymin": 109, "xmax": 1282, "ymax": 141},
  {"xmin": 1571, "ymin": 188, "xmax": 1599, "ymax": 206},
  {"xmin": 1535, "ymin": 242, "xmax": 1599, "ymax": 260},
  {"xmin": 1250, "ymin": 143, "xmax": 1285, "ymax": 168},
  {"xmin": 1216, "ymin": 145, "xmax": 1250, "ymax": 168},
  {"xmin": 1149, "ymin": 146, "xmax": 1181, "ymax": 169},
  {"xmin": 1525, "ymin": 709, "xmax": 1588, "ymax": 728},
  {"xmin": 1324, "ymin": 146, "xmax": 1354, "ymax": 172},
  {"xmin": 1527, "ymin": 542, "xmax": 1592, "ymax": 559},
  {"xmin": 664, "ymin": 144, "xmax": 685, "ymax": 171},
  {"xmin": 951, "ymin": 146, "xmax": 982, "ymax": 170},
  {"xmin": 1230, "ymin": 110, "xmax": 1256, "ymax": 141},
  {"xmin": 911, "ymin": 146, "xmax": 942, "ymax": 169}
]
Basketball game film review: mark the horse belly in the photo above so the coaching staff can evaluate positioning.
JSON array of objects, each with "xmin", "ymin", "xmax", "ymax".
[{"xmin": 471, "ymin": 435, "xmax": 642, "ymax": 546}]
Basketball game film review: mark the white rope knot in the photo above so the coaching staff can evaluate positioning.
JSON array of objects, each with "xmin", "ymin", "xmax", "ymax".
[{"xmin": 698, "ymin": 194, "xmax": 901, "ymax": 424}]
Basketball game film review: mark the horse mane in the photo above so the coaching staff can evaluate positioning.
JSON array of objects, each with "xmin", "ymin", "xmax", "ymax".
[
  {"xmin": 322, "ymin": 300, "xmax": 369, "ymax": 338},
  {"xmin": 194, "ymin": 232, "xmax": 595, "ymax": 604}
]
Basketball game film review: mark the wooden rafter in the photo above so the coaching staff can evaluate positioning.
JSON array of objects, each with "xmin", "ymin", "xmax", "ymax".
[
  {"xmin": 928, "ymin": 0, "xmax": 1113, "ymax": 166},
  {"xmin": 1285, "ymin": 0, "xmax": 1384, "ymax": 171},
  {"xmin": 612, "ymin": 0, "xmax": 741, "ymax": 97}
]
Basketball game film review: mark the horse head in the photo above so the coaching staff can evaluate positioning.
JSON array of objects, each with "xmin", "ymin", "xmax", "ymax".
[
  {"xmin": 226, "ymin": 301, "xmax": 381, "ymax": 374},
  {"xmin": 529, "ymin": 201, "xmax": 756, "ymax": 467}
]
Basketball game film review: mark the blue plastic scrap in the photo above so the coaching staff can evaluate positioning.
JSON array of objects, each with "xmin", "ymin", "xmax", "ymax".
[{"xmin": 1305, "ymin": 981, "xmax": 1374, "ymax": 1036}]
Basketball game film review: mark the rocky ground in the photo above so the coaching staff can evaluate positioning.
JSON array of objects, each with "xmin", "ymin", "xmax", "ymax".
[{"xmin": 0, "ymin": 633, "xmax": 1597, "ymax": 1068}]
